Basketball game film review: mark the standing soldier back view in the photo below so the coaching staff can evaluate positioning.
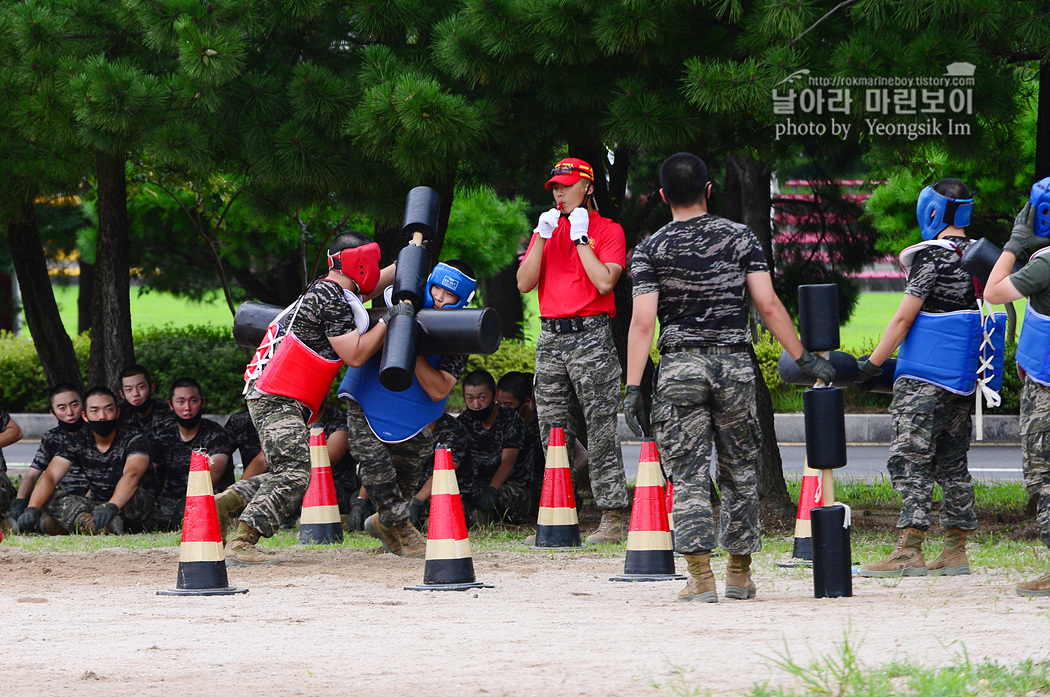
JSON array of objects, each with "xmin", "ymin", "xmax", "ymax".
[
  {"xmin": 516, "ymin": 158, "xmax": 630, "ymax": 543},
  {"xmin": 624, "ymin": 152, "xmax": 835, "ymax": 602}
]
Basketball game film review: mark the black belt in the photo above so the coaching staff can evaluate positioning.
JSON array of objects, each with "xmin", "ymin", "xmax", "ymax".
[
  {"xmin": 540, "ymin": 315, "xmax": 608, "ymax": 334},
  {"xmin": 662, "ymin": 343, "xmax": 750, "ymax": 356}
]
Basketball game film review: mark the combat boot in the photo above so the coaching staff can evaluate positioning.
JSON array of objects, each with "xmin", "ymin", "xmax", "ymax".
[
  {"xmin": 214, "ymin": 489, "xmax": 245, "ymax": 544},
  {"xmin": 725, "ymin": 554, "xmax": 757, "ymax": 600},
  {"xmin": 585, "ymin": 508, "xmax": 626, "ymax": 544},
  {"xmin": 364, "ymin": 513, "xmax": 404, "ymax": 556},
  {"xmin": 926, "ymin": 529, "xmax": 971, "ymax": 576},
  {"xmin": 38, "ymin": 514, "xmax": 67, "ymax": 536},
  {"xmin": 394, "ymin": 520, "xmax": 427, "ymax": 558},
  {"xmin": 1016, "ymin": 572, "xmax": 1050, "ymax": 597},
  {"xmin": 224, "ymin": 522, "xmax": 279, "ymax": 566},
  {"xmin": 858, "ymin": 527, "xmax": 926, "ymax": 577},
  {"xmin": 678, "ymin": 553, "xmax": 717, "ymax": 603}
]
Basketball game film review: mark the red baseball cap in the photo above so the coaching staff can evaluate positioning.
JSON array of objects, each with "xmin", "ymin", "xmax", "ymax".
[{"xmin": 545, "ymin": 158, "xmax": 594, "ymax": 190}]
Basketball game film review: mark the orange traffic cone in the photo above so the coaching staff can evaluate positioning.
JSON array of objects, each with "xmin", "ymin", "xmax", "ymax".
[
  {"xmin": 533, "ymin": 423, "xmax": 581, "ymax": 548},
  {"xmin": 665, "ymin": 478, "xmax": 675, "ymax": 549},
  {"xmin": 777, "ymin": 459, "xmax": 822, "ymax": 568},
  {"xmin": 611, "ymin": 439, "xmax": 684, "ymax": 582},
  {"xmin": 299, "ymin": 427, "xmax": 343, "ymax": 545},
  {"xmin": 406, "ymin": 445, "xmax": 492, "ymax": 591},
  {"xmin": 158, "ymin": 450, "xmax": 247, "ymax": 596}
]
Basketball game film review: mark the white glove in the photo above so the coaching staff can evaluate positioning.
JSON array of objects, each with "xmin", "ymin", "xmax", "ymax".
[
  {"xmin": 535, "ymin": 209, "xmax": 560, "ymax": 239},
  {"xmin": 568, "ymin": 207, "xmax": 589, "ymax": 243}
]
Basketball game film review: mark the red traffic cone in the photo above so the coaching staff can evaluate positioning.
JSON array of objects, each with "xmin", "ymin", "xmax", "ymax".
[
  {"xmin": 665, "ymin": 478, "xmax": 675, "ymax": 549},
  {"xmin": 158, "ymin": 450, "xmax": 247, "ymax": 596},
  {"xmin": 777, "ymin": 459, "xmax": 822, "ymax": 568},
  {"xmin": 406, "ymin": 445, "xmax": 492, "ymax": 591},
  {"xmin": 533, "ymin": 423, "xmax": 581, "ymax": 548},
  {"xmin": 611, "ymin": 439, "xmax": 684, "ymax": 582},
  {"xmin": 300, "ymin": 427, "xmax": 343, "ymax": 545}
]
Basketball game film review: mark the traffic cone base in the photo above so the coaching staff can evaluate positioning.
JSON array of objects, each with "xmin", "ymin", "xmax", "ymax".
[
  {"xmin": 406, "ymin": 447, "xmax": 493, "ymax": 592},
  {"xmin": 610, "ymin": 440, "xmax": 684, "ymax": 582},
  {"xmin": 300, "ymin": 428, "xmax": 343, "ymax": 545},
  {"xmin": 532, "ymin": 424, "xmax": 582, "ymax": 549},
  {"xmin": 159, "ymin": 455, "xmax": 247, "ymax": 596},
  {"xmin": 777, "ymin": 461, "xmax": 820, "ymax": 568}
]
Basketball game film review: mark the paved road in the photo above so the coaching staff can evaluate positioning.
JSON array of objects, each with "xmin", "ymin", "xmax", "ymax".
[{"xmin": 5, "ymin": 441, "xmax": 1022, "ymax": 483}]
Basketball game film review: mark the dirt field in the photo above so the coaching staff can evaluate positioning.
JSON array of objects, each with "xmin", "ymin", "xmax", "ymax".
[{"xmin": 2, "ymin": 542, "xmax": 1048, "ymax": 697}]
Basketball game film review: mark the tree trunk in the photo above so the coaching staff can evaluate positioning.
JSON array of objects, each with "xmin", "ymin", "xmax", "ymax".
[
  {"xmin": 727, "ymin": 152, "xmax": 795, "ymax": 524},
  {"xmin": 88, "ymin": 151, "xmax": 135, "ymax": 390},
  {"xmin": 479, "ymin": 261, "xmax": 524, "ymax": 340},
  {"xmin": 7, "ymin": 195, "xmax": 84, "ymax": 389},
  {"xmin": 78, "ymin": 259, "xmax": 94, "ymax": 335},
  {"xmin": 1037, "ymin": 61, "xmax": 1050, "ymax": 181}
]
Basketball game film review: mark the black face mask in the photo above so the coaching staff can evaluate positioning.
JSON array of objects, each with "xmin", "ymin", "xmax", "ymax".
[
  {"xmin": 175, "ymin": 413, "xmax": 203, "ymax": 429},
  {"xmin": 87, "ymin": 419, "xmax": 118, "ymax": 437},
  {"xmin": 464, "ymin": 403, "xmax": 495, "ymax": 422},
  {"xmin": 130, "ymin": 398, "xmax": 153, "ymax": 414},
  {"xmin": 57, "ymin": 419, "xmax": 83, "ymax": 433}
]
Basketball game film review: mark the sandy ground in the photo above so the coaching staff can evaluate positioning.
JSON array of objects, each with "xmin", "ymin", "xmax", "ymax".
[{"xmin": 1, "ymin": 543, "xmax": 1048, "ymax": 697}]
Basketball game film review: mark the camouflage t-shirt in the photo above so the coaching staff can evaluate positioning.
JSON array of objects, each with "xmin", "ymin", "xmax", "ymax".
[
  {"xmin": 153, "ymin": 418, "xmax": 236, "ymax": 500},
  {"xmin": 118, "ymin": 397, "xmax": 175, "ymax": 434},
  {"xmin": 246, "ymin": 279, "xmax": 359, "ymax": 398},
  {"xmin": 458, "ymin": 407, "xmax": 527, "ymax": 485},
  {"xmin": 224, "ymin": 410, "xmax": 262, "ymax": 466},
  {"xmin": 56, "ymin": 427, "xmax": 153, "ymax": 502},
  {"xmin": 31, "ymin": 424, "xmax": 91, "ymax": 496},
  {"xmin": 904, "ymin": 236, "xmax": 977, "ymax": 313},
  {"xmin": 432, "ymin": 411, "xmax": 469, "ymax": 471},
  {"xmin": 315, "ymin": 402, "xmax": 358, "ymax": 486},
  {"xmin": 631, "ymin": 214, "xmax": 768, "ymax": 350},
  {"xmin": 435, "ymin": 353, "xmax": 468, "ymax": 381},
  {"xmin": 519, "ymin": 415, "xmax": 545, "ymax": 487}
]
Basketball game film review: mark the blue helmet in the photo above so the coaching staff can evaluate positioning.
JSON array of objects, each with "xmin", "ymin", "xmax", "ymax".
[
  {"xmin": 424, "ymin": 262, "xmax": 476, "ymax": 309},
  {"xmin": 916, "ymin": 184, "xmax": 973, "ymax": 240},
  {"xmin": 1030, "ymin": 177, "xmax": 1050, "ymax": 238}
]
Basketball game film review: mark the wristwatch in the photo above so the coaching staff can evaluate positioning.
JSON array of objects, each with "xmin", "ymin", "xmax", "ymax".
[{"xmin": 575, "ymin": 235, "xmax": 589, "ymax": 246}]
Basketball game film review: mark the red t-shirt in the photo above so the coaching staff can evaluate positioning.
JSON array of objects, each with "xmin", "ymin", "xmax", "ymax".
[{"xmin": 524, "ymin": 210, "xmax": 627, "ymax": 318}]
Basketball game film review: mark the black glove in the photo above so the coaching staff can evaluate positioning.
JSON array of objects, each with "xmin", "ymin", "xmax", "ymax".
[
  {"xmin": 477, "ymin": 486, "xmax": 499, "ymax": 513},
  {"xmin": 409, "ymin": 497, "xmax": 428, "ymax": 531},
  {"xmin": 8, "ymin": 497, "xmax": 28, "ymax": 521},
  {"xmin": 92, "ymin": 502, "xmax": 119, "ymax": 533},
  {"xmin": 381, "ymin": 301, "xmax": 416, "ymax": 325},
  {"xmin": 16, "ymin": 506, "xmax": 40, "ymax": 534},
  {"xmin": 623, "ymin": 385, "xmax": 649, "ymax": 438},
  {"xmin": 856, "ymin": 358, "xmax": 883, "ymax": 381},
  {"xmin": 347, "ymin": 497, "xmax": 371, "ymax": 531},
  {"xmin": 795, "ymin": 349, "xmax": 836, "ymax": 383}
]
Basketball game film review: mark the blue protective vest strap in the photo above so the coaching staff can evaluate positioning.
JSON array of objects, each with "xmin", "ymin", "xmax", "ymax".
[
  {"xmin": 338, "ymin": 353, "xmax": 448, "ymax": 443},
  {"xmin": 895, "ymin": 310, "xmax": 984, "ymax": 395}
]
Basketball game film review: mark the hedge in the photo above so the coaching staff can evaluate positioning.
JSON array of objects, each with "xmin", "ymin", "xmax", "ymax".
[{"xmin": 0, "ymin": 327, "xmax": 1023, "ymax": 415}]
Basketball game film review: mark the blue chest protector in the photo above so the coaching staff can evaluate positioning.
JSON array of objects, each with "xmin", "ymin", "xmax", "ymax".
[
  {"xmin": 1017, "ymin": 303, "xmax": 1050, "ymax": 386},
  {"xmin": 895, "ymin": 310, "xmax": 1007, "ymax": 394},
  {"xmin": 338, "ymin": 353, "xmax": 447, "ymax": 443}
]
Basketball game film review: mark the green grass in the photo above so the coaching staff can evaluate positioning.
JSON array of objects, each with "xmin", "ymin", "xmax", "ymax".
[
  {"xmin": 21, "ymin": 283, "xmax": 236, "ymax": 338},
  {"xmin": 784, "ymin": 476, "xmax": 1030, "ymax": 513}
]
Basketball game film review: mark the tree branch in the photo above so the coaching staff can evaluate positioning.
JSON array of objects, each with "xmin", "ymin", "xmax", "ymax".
[{"xmin": 789, "ymin": 0, "xmax": 860, "ymax": 47}]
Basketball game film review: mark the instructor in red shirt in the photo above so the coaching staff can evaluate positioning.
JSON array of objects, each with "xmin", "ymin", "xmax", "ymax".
[{"xmin": 517, "ymin": 158, "xmax": 629, "ymax": 543}]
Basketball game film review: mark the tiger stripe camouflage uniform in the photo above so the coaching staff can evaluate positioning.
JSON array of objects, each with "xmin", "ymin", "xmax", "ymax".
[
  {"xmin": 48, "ymin": 427, "xmax": 157, "ymax": 533},
  {"xmin": 527, "ymin": 211, "xmax": 629, "ymax": 512},
  {"xmin": 1004, "ymin": 253, "xmax": 1050, "ymax": 550},
  {"xmin": 347, "ymin": 353, "xmax": 467, "ymax": 527},
  {"xmin": 224, "ymin": 409, "xmax": 262, "ymax": 469},
  {"xmin": 152, "ymin": 418, "xmax": 235, "ymax": 530},
  {"xmin": 888, "ymin": 238, "xmax": 978, "ymax": 533},
  {"xmin": 0, "ymin": 411, "xmax": 16, "ymax": 515},
  {"xmin": 242, "ymin": 279, "xmax": 358, "ymax": 538},
  {"xmin": 458, "ymin": 406, "xmax": 530, "ymax": 523},
  {"xmin": 29, "ymin": 423, "xmax": 90, "ymax": 497},
  {"xmin": 631, "ymin": 214, "xmax": 767, "ymax": 555}
]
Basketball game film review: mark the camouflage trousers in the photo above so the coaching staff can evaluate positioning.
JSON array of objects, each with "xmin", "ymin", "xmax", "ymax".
[
  {"xmin": 46, "ymin": 487, "xmax": 157, "ymax": 534},
  {"xmin": 652, "ymin": 352, "xmax": 761, "ymax": 556},
  {"xmin": 1020, "ymin": 376, "xmax": 1050, "ymax": 548},
  {"xmin": 0, "ymin": 473, "xmax": 15, "ymax": 517},
  {"xmin": 242, "ymin": 394, "xmax": 312, "ymax": 538},
  {"xmin": 346, "ymin": 400, "xmax": 432, "ymax": 527},
  {"xmin": 460, "ymin": 477, "xmax": 532, "ymax": 525},
  {"xmin": 888, "ymin": 378, "xmax": 976, "ymax": 531},
  {"xmin": 534, "ymin": 317, "xmax": 628, "ymax": 510}
]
